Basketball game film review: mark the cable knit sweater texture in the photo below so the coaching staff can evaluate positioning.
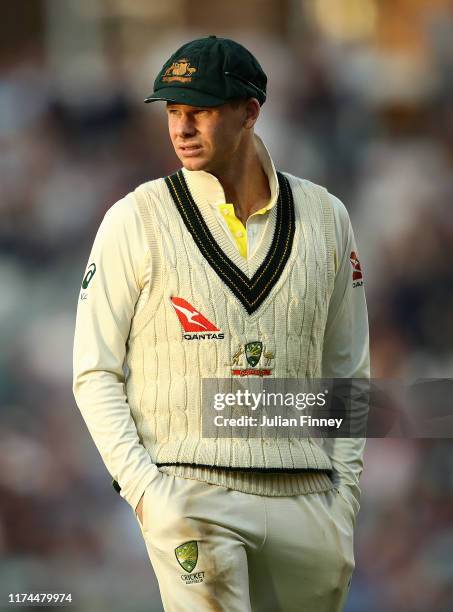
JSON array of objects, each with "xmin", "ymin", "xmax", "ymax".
[
  {"xmin": 72, "ymin": 135, "xmax": 369, "ymax": 509},
  {"xmin": 125, "ymin": 172, "xmax": 335, "ymax": 494}
]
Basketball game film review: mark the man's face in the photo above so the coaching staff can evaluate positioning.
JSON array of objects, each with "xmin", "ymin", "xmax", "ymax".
[{"xmin": 166, "ymin": 102, "xmax": 247, "ymax": 172}]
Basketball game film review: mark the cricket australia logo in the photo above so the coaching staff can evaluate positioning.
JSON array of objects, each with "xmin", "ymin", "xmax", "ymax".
[
  {"xmin": 246, "ymin": 341, "xmax": 263, "ymax": 367},
  {"xmin": 175, "ymin": 541, "xmax": 198, "ymax": 573},
  {"xmin": 231, "ymin": 341, "xmax": 274, "ymax": 377},
  {"xmin": 175, "ymin": 541, "xmax": 205, "ymax": 585}
]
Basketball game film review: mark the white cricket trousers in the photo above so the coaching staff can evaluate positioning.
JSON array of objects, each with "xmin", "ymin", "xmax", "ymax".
[{"xmin": 134, "ymin": 472, "xmax": 357, "ymax": 612}]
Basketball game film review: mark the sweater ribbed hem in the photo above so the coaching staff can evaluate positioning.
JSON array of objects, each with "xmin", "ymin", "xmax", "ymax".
[{"xmin": 157, "ymin": 464, "xmax": 334, "ymax": 496}]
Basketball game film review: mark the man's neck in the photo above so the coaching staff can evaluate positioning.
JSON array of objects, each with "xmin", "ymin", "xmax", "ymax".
[{"xmin": 211, "ymin": 136, "xmax": 271, "ymax": 225}]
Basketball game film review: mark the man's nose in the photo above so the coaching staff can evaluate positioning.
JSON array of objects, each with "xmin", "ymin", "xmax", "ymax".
[{"xmin": 175, "ymin": 115, "xmax": 197, "ymax": 138}]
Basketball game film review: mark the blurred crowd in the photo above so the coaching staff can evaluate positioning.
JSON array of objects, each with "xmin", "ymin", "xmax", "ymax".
[{"xmin": 1, "ymin": 1, "xmax": 453, "ymax": 610}]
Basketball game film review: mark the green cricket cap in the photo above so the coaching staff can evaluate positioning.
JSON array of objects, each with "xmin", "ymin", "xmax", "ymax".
[{"xmin": 144, "ymin": 35, "xmax": 267, "ymax": 107}]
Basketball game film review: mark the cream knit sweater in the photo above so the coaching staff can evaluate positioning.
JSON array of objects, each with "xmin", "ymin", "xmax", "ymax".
[{"xmin": 73, "ymin": 135, "xmax": 369, "ymax": 511}]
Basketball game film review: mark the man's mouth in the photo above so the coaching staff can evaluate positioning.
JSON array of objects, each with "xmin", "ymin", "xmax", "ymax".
[{"xmin": 179, "ymin": 144, "xmax": 203, "ymax": 156}]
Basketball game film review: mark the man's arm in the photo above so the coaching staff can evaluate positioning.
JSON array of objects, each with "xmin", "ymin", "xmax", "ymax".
[
  {"xmin": 72, "ymin": 193, "xmax": 159, "ymax": 512},
  {"xmin": 321, "ymin": 193, "xmax": 370, "ymax": 513}
]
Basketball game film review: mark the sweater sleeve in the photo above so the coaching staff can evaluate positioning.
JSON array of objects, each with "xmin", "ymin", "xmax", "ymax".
[
  {"xmin": 72, "ymin": 193, "xmax": 160, "ymax": 511},
  {"xmin": 321, "ymin": 193, "xmax": 370, "ymax": 514}
]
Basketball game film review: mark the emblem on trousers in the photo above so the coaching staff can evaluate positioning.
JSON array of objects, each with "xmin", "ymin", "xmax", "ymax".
[{"xmin": 175, "ymin": 541, "xmax": 198, "ymax": 573}]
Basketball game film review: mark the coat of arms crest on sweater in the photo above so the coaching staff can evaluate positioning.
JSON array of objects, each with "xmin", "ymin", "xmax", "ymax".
[{"xmin": 231, "ymin": 341, "xmax": 274, "ymax": 377}]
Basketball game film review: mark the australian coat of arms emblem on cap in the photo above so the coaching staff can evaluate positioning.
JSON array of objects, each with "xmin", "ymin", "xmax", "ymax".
[{"xmin": 162, "ymin": 58, "xmax": 197, "ymax": 83}]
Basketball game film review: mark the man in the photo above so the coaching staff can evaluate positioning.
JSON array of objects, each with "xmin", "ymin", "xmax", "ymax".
[{"xmin": 73, "ymin": 35, "xmax": 369, "ymax": 611}]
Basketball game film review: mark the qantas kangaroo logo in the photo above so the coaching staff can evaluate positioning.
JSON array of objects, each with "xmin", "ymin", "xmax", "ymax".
[{"xmin": 171, "ymin": 297, "xmax": 224, "ymax": 339}]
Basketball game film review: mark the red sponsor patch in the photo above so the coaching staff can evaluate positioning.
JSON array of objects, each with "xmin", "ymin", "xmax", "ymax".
[
  {"xmin": 171, "ymin": 297, "xmax": 219, "ymax": 332},
  {"xmin": 349, "ymin": 251, "xmax": 363, "ymax": 281},
  {"xmin": 231, "ymin": 368, "xmax": 272, "ymax": 377}
]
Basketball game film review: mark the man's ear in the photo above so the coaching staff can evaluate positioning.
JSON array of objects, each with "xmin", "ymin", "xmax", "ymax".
[{"xmin": 244, "ymin": 98, "xmax": 260, "ymax": 129}]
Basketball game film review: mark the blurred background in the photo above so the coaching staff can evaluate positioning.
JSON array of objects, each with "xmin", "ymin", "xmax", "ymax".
[{"xmin": 1, "ymin": 1, "xmax": 453, "ymax": 610}]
